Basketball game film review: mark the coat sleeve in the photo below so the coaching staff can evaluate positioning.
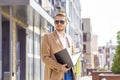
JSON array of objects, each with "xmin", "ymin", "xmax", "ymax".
[{"xmin": 41, "ymin": 34, "xmax": 63, "ymax": 72}]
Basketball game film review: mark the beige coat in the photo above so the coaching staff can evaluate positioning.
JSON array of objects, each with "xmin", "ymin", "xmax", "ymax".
[{"xmin": 41, "ymin": 30, "xmax": 76, "ymax": 80}]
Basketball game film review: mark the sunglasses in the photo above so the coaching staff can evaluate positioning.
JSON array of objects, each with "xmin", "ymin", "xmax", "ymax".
[{"xmin": 55, "ymin": 20, "xmax": 65, "ymax": 24}]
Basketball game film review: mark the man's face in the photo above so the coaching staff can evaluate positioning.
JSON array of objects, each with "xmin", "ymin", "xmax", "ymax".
[{"xmin": 54, "ymin": 16, "xmax": 67, "ymax": 32}]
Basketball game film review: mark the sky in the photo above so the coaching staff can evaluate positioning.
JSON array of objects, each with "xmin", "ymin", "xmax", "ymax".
[{"xmin": 80, "ymin": 0, "xmax": 120, "ymax": 46}]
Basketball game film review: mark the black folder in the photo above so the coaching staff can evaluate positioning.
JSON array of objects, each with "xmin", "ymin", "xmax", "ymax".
[{"xmin": 54, "ymin": 48, "xmax": 80, "ymax": 68}]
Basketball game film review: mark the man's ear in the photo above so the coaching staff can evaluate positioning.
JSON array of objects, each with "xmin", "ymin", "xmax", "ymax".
[
  {"xmin": 66, "ymin": 22, "xmax": 68, "ymax": 25},
  {"xmin": 66, "ymin": 21, "xmax": 69, "ymax": 25}
]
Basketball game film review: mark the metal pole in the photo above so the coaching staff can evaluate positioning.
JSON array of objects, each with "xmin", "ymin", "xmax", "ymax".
[
  {"xmin": 0, "ymin": 7, "xmax": 2, "ymax": 80},
  {"xmin": 10, "ymin": 6, "xmax": 13, "ymax": 80},
  {"xmin": 32, "ymin": 9, "xmax": 35, "ymax": 80}
]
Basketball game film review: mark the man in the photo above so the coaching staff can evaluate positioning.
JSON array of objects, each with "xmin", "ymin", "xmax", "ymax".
[{"xmin": 41, "ymin": 11, "xmax": 76, "ymax": 80}]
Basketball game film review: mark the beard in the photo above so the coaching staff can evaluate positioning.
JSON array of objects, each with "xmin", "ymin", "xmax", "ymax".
[
  {"xmin": 56, "ymin": 28, "xmax": 64, "ymax": 32},
  {"xmin": 56, "ymin": 25, "xmax": 65, "ymax": 31}
]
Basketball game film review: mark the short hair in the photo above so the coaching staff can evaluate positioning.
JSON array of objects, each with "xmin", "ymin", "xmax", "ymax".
[
  {"xmin": 55, "ymin": 11, "xmax": 66, "ymax": 17},
  {"xmin": 54, "ymin": 11, "xmax": 67, "ymax": 21}
]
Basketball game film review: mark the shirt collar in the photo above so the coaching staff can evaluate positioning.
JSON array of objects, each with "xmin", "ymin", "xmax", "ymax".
[{"xmin": 56, "ymin": 30, "xmax": 67, "ymax": 38}]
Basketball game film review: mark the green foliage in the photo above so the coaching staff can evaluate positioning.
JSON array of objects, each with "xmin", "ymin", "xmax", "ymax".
[
  {"xmin": 111, "ymin": 31, "xmax": 120, "ymax": 74},
  {"xmin": 117, "ymin": 31, "xmax": 120, "ymax": 45},
  {"xmin": 98, "ymin": 67, "xmax": 107, "ymax": 71}
]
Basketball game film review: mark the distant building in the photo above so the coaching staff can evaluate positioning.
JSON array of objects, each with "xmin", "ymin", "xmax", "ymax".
[
  {"xmin": 82, "ymin": 18, "xmax": 99, "ymax": 76},
  {"xmin": 98, "ymin": 43, "xmax": 116, "ymax": 70},
  {"xmin": 82, "ymin": 18, "xmax": 95, "ymax": 75},
  {"xmin": 98, "ymin": 46, "xmax": 106, "ymax": 68},
  {"xmin": 92, "ymin": 35, "xmax": 99, "ymax": 68}
]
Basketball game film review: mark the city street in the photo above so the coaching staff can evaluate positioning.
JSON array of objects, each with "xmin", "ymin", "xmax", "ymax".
[{"xmin": 0, "ymin": 0, "xmax": 120, "ymax": 80}]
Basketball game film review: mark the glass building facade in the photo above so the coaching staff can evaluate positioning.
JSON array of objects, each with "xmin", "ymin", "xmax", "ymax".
[
  {"xmin": 0, "ymin": 1, "xmax": 54, "ymax": 80},
  {"xmin": 0, "ymin": 0, "xmax": 83, "ymax": 80}
]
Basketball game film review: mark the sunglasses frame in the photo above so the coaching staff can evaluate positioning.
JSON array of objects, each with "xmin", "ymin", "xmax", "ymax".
[{"xmin": 54, "ymin": 20, "xmax": 65, "ymax": 24}]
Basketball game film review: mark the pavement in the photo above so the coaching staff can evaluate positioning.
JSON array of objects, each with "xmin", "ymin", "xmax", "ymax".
[{"xmin": 77, "ymin": 76, "xmax": 92, "ymax": 80}]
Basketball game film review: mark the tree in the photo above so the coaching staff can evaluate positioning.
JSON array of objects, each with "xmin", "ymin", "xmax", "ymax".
[{"xmin": 111, "ymin": 31, "xmax": 120, "ymax": 74}]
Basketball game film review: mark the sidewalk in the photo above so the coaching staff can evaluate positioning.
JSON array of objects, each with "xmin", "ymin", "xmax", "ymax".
[{"xmin": 77, "ymin": 76, "xmax": 92, "ymax": 80}]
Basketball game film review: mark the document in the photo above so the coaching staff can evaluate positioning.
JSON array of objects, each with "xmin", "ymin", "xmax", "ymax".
[{"xmin": 54, "ymin": 48, "xmax": 81, "ymax": 68}]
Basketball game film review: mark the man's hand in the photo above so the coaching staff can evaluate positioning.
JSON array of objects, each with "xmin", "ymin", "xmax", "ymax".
[{"xmin": 61, "ymin": 64, "xmax": 70, "ymax": 72}]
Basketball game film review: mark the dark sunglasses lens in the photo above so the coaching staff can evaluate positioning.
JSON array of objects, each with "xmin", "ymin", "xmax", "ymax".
[
  {"xmin": 55, "ymin": 20, "xmax": 65, "ymax": 24},
  {"xmin": 55, "ymin": 20, "xmax": 59, "ymax": 24},
  {"xmin": 60, "ymin": 20, "xmax": 64, "ymax": 24}
]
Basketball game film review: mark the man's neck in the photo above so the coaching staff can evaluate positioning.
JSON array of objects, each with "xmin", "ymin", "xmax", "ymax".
[{"xmin": 56, "ymin": 30, "xmax": 65, "ymax": 37}]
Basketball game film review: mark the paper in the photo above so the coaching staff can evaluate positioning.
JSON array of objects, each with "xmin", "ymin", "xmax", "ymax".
[{"xmin": 54, "ymin": 48, "xmax": 81, "ymax": 68}]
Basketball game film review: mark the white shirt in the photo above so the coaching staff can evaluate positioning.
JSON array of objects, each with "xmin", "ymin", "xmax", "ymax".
[{"xmin": 56, "ymin": 31, "xmax": 68, "ymax": 48}]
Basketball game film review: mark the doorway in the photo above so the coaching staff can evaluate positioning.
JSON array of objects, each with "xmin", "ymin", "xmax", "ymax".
[
  {"xmin": 16, "ymin": 25, "xmax": 26, "ymax": 80},
  {"xmin": 1, "ymin": 16, "xmax": 26, "ymax": 80},
  {"xmin": 2, "ymin": 17, "xmax": 10, "ymax": 80}
]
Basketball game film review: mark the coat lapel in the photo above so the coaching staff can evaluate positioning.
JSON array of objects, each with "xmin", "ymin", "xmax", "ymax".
[
  {"xmin": 52, "ymin": 30, "xmax": 64, "ymax": 49},
  {"xmin": 52, "ymin": 30, "xmax": 71, "ymax": 49},
  {"xmin": 66, "ymin": 36, "xmax": 70, "ymax": 48}
]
